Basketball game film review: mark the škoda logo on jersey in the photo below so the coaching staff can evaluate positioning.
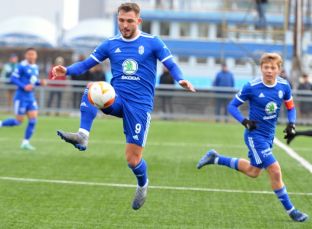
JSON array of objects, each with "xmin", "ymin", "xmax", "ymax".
[{"xmin": 122, "ymin": 59, "xmax": 138, "ymax": 75}]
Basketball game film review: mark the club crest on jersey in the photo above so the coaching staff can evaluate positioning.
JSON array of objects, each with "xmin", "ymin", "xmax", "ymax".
[
  {"xmin": 122, "ymin": 59, "xmax": 138, "ymax": 75},
  {"xmin": 138, "ymin": 45, "xmax": 144, "ymax": 55},
  {"xmin": 278, "ymin": 90, "xmax": 283, "ymax": 99},
  {"xmin": 265, "ymin": 101, "xmax": 277, "ymax": 115}
]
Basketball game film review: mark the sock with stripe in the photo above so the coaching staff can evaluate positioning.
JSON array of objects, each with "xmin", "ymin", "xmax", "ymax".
[
  {"xmin": 274, "ymin": 186, "xmax": 295, "ymax": 214},
  {"xmin": 215, "ymin": 155, "xmax": 239, "ymax": 170},
  {"xmin": 80, "ymin": 88, "xmax": 98, "ymax": 133},
  {"xmin": 129, "ymin": 159, "xmax": 148, "ymax": 187}
]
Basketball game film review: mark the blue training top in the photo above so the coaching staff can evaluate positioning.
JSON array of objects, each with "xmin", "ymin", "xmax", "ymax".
[
  {"xmin": 66, "ymin": 31, "xmax": 184, "ymax": 110},
  {"xmin": 228, "ymin": 76, "xmax": 296, "ymax": 139},
  {"xmin": 10, "ymin": 60, "xmax": 40, "ymax": 101}
]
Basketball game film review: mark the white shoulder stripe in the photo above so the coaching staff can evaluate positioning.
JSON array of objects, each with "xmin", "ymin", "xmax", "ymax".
[
  {"xmin": 235, "ymin": 94, "xmax": 245, "ymax": 103},
  {"xmin": 277, "ymin": 78, "xmax": 289, "ymax": 85},
  {"xmin": 90, "ymin": 54, "xmax": 101, "ymax": 63},
  {"xmin": 160, "ymin": 55, "xmax": 173, "ymax": 62},
  {"xmin": 141, "ymin": 33, "xmax": 154, "ymax": 38},
  {"xmin": 250, "ymin": 79, "xmax": 262, "ymax": 86}
]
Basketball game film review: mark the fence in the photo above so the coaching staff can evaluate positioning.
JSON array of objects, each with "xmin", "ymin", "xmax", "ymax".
[{"xmin": 0, "ymin": 80, "xmax": 311, "ymax": 125}]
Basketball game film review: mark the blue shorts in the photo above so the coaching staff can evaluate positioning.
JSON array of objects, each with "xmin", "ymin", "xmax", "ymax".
[
  {"xmin": 14, "ymin": 98, "xmax": 38, "ymax": 115},
  {"xmin": 244, "ymin": 133, "xmax": 276, "ymax": 169},
  {"xmin": 102, "ymin": 95, "xmax": 151, "ymax": 147}
]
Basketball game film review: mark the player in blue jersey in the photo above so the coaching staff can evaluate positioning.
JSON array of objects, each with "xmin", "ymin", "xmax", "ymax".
[
  {"xmin": 0, "ymin": 48, "xmax": 46, "ymax": 150},
  {"xmin": 53, "ymin": 2, "xmax": 195, "ymax": 210},
  {"xmin": 197, "ymin": 53, "xmax": 308, "ymax": 222}
]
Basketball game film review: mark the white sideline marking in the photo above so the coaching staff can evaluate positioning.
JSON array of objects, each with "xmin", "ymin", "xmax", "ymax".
[
  {"xmin": 274, "ymin": 138, "xmax": 312, "ymax": 174},
  {"xmin": 0, "ymin": 176, "xmax": 311, "ymax": 196}
]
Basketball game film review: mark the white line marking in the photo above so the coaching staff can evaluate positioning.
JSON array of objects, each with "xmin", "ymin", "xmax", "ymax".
[
  {"xmin": 274, "ymin": 138, "xmax": 312, "ymax": 173},
  {"xmin": 0, "ymin": 137, "xmax": 246, "ymax": 149},
  {"xmin": 0, "ymin": 176, "xmax": 311, "ymax": 196}
]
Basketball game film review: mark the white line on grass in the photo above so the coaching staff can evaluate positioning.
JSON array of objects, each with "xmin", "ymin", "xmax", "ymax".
[
  {"xmin": 0, "ymin": 176, "xmax": 311, "ymax": 196},
  {"xmin": 274, "ymin": 138, "xmax": 312, "ymax": 174}
]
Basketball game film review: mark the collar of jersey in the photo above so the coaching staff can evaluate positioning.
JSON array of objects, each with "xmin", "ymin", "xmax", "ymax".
[
  {"xmin": 121, "ymin": 30, "xmax": 141, "ymax": 42},
  {"xmin": 21, "ymin": 60, "xmax": 37, "ymax": 67},
  {"xmin": 261, "ymin": 76, "xmax": 277, "ymax": 88}
]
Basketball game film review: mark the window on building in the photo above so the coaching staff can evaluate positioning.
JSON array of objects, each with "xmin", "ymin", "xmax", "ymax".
[
  {"xmin": 141, "ymin": 20, "xmax": 151, "ymax": 34},
  {"xmin": 216, "ymin": 23, "xmax": 226, "ymax": 38},
  {"xmin": 235, "ymin": 58, "xmax": 247, "ymax": 66},
  {"xmin": 160, "ymin": 21, "xmax": 170, "ymax": 36},
  {"xmin": 198, "ymin": 23, "xmax": 209, "ymax": 38},
  {"xmin": 180, "ymin": 23, "xmax": 191, "ymax": 37},
  {"xmin": 196, "ymin": 57, "xmax": 208, "ymax": 64},
  {"xmin": 178, "ymin": 56, "xmax": 189, "ymax": 63}
]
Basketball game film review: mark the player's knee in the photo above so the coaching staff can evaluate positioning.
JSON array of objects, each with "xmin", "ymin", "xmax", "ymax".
[
  {"xmin": 126, "ymin": 152, "xmax": 142, "ymax": 167},
  {"xmin": 269, "ymin": 169, "xmax": 282, "ymax": 182},
  {"xmin": 247, "ymin": 168, "xmax": 261, "ymax": 178}
]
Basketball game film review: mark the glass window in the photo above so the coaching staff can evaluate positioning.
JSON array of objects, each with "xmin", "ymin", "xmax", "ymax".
[
  {"xmin": 235, "ymin": 58, "xmax": 247, "ymax": 66},
  {"xmin": 160, "ymin": 21, "xmax": 170, "ymax": 36},
  {"xmin": 216, "ymin": 23, "xmax": 225, "ymax": 38},
  {"xmin": 141, "ymin": 20, "xmax": 151, "ymax": 34},
  {"xmin": 178, "ymin": 56, "xmax": 189, "ymax": 63},
  {"xmin": 198, "ymin": 23, "xmax": 209, "ymax": 38},
  {"xmin": 196, "ymin": 57, "xmax": 208, "ymax": 64},
  {"xmin": 180, "ymin": 23, "xmax": 191, "ymax": 37}
]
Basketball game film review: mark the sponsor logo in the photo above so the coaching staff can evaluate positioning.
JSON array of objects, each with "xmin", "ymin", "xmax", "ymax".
[
  {"xmin": 121, "ymin": 75, "xmax": 140, "ymax": 81},
  {"xmin": 263, "ymin": 101, "xmax": 278, "ymax": 120},
  {"xmin": 265, "ymin": 101, "xmax": 277, "ymax": 115},
  {"xmin": 132, "ymin": 135, "xmax": 139, "ymax": 140},
  {"xmin": 30, "ymin": 75, "xmax": 38, "ymax": 85},
  {"xmin": 122, "ymin": 59, "xmax": 138, "ymax": 75},
  {"xmin": 138, "ymin": 45, "xmax": 144, "ymax": 55},
  {"xmin": 278, "ymin": 90, "xmax": 283, "ymax": 99}
]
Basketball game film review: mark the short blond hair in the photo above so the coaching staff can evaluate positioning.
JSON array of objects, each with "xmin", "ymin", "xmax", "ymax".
[{"xmin": 260, "ymin": 53, "xmax": 283, "ymax": 69}]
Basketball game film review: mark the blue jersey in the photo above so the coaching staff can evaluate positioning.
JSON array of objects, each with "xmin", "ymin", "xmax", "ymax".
[
  {"xmin": 89, "ymin": 31, "xmax": 173, "ymax": 110},
  {"xmin": 11, "ymin": 60, "xmax": 40, "ymax": 100},
  {"xmin": 235, "ymin": 77, "xmax": 292, "ymax": 139}
]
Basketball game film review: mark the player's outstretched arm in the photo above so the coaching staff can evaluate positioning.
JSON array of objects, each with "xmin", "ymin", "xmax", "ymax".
[
  {"xmin": 52, "ymin": 57, "xmax": 98, "ymax": 79},
  {"xmin": 162, "ymin": 58, "xmax": 195, "ymax": 92}
]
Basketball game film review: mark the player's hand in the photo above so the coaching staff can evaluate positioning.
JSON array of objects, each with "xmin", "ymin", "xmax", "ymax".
[
  {"xmin": 24, "ymin": 84, "xmax": 34, "ymax": 91},
  {"xmin": 242, "ymin": 119, "xmax": 257, "ymax": 131},
  {"xmin": 179, "ymin": 80, "xmax": 196, "ymax": 92},
  {"xmin": 40, "ymin": 79, "xmax": 47, "ymax": 86},
  {"xmin": 284, "ymin": 123, "xmax": 296, "ymax": 144},
  {"xmin": 52, "ymin": 65, "xmax": 67, "ymax": 79}
]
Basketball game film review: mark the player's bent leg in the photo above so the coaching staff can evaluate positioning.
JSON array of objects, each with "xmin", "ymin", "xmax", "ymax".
[
  {"xmin": 126, "ymin": 144, "xmax": 148, "ymax": 210},
  {"xmin": 0, "ymin": 115, "xmax": 23, "ymax": 127},
  {"xmin": 267, "ymin": 162, "xmax": 309, "ymax": 222},
  {"xmin": 237, "ymin": 159, "xmax": 262, "ymax": 178}
]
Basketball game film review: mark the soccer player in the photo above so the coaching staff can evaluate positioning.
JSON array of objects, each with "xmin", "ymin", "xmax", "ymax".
[
  {"xmin": 285, "ymin": 129, "xmax": 312, "ymax": 145},
  {"xmin": 197, "ymin": 53, "xmax": 308, "ymax": 222},
  {"xmin": 53, "ymin": 2, "xmax": 195, "ymax": 210},
  {"xmin": 0, "ymin": 48, "xmax": 46, "ymax": 150}
]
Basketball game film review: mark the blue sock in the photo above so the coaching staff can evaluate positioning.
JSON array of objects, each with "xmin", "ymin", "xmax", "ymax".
[
  {"xmin": 274, "ymin": 186, "xmax": 295, "ymax": 213},
  {"xmin": 216, "ymin": 155, "xmax": 239, "ymax": 170},
  {"xmin": 129, "ymin": 159, "xmax": 148, "ymax": 187},
  {"xmin": 80, "ymin": 88, "xmax": 98, "ymax": 132},
  {"xmin": 1, "ymin": 118, "xmax": 21, "ymax": 127},
  {"xmin": 25, "ymin": 118, "xmax": 37, "ymax": 140}
]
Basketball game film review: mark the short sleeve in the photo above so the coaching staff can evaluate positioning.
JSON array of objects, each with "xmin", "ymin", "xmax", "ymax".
[
  {"xmin": 153, "ymin": 36, "xmax": 173, "ymax": 63},
  {"xmin": 235, "ymin": 83, "xmax": 251, "ymax": 103},
  {"xmin": 90, "ymin": 40, "xmax": 109, "ymax": 63}
]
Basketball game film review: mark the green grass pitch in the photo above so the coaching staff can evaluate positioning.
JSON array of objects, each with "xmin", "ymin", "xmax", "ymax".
[{"xmin": 0, "ymin": 116, "xmax": 311, "ymax": 228}]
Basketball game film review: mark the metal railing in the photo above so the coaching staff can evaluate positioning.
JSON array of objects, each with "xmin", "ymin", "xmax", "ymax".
[{"xmin": 0, "ymin": 80, "xmax": 311, "ymax": 125}]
